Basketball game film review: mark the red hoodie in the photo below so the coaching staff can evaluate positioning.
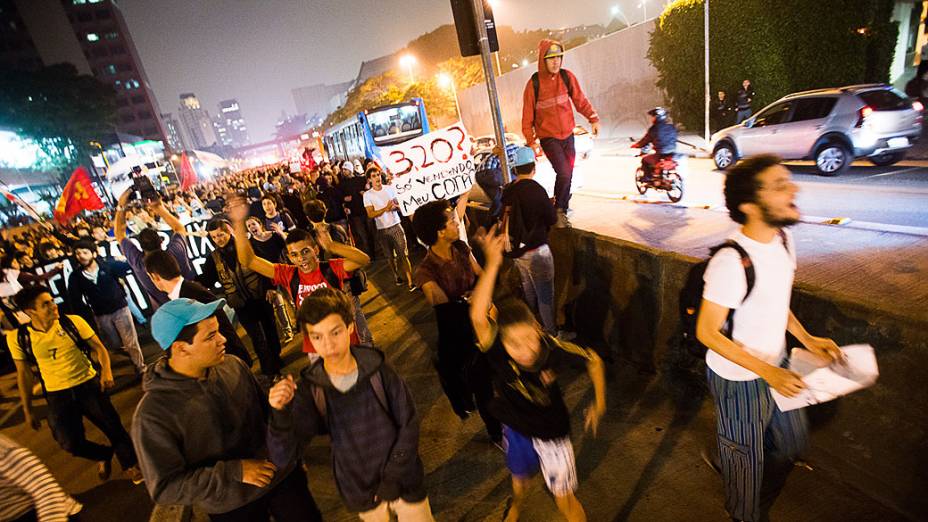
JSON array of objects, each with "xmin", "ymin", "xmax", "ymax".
[{"xmin": 521, "ymin": 38, "xmax": 599, "ymax": 143}]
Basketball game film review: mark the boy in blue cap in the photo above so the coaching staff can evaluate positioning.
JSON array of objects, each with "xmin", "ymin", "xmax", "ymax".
[{"xmin": 132, "ymin": 298, "xmax": 320, "ymax": 521}]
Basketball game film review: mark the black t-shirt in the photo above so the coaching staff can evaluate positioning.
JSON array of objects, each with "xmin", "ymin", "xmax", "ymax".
[
  {"xmin": 485, "ymin": 328, "xmax": 596, "ymax": 439},
  {"xmin": 501, "ymin": 178, "xmax": 557, "ymax": 258},
  {"xmin": 341, "ymin": 176, "xmax": 369, "ymax": 217},
  {"xmin": 250, "ymin": 234, "xmax": 286, "ymax": 263}
]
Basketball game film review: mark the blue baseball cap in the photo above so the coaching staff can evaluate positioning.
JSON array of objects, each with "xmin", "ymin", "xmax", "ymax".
[
  {"xmin": 510, "ymin": 145, "xmax": 536, "ymax": 168},
  {"xmin": 151, "ymin": 298, "xmax": 226, "ymax": 350}
]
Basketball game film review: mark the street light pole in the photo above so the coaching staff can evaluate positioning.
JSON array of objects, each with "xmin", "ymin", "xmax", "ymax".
[
  {"xmin": 472, "ymin": 0, "xmax": 511, "ymax": 183},
  {"xmin": 704, "ymin": 0, "xmax": 711, "ymax": 145}
]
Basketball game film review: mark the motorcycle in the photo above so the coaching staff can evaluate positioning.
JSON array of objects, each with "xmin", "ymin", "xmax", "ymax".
[{"xmin": 629, "ymin": 139, "xmax": 684, "ymax": 203}]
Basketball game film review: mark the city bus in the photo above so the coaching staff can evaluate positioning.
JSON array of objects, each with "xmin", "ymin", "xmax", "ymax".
[{"xmin": 323, "ymin": 98, "xmax": 430, "ymax": 164}]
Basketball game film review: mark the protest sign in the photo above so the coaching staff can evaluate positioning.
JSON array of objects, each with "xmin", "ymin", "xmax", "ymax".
[{"xmin": 380, "ymin": 123, "xmax": 475, "ymax": 216}]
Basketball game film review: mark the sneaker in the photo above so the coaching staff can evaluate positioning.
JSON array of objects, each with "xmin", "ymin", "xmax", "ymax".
[
  {"xmin": 407, "ymin": 284, "xmax": 418, "ymax": 293},
  {"xmin": 97, "ymin": 459, "xmax": 112, "ymax": 481},
  {"xmin": 125, "ymin": 465, "xmax": 145, "ymax": 485},
  {"xmin": 556, "ymin": 330, "xmax": 577, "ymax": 342},
  {"xmin": 394, "ymin": 278, "xmax": 404, "ymax": 286}
]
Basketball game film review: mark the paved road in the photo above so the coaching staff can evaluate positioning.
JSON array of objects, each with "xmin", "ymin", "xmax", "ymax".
[{"xmin": 529, "ymin": 141, "xmax": 928, "ymax": 229}]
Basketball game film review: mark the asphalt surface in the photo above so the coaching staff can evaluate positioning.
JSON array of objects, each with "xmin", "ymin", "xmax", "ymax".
[{"xmin": 532, "ymin": 140, "xmax": 928, "ymax": 230}]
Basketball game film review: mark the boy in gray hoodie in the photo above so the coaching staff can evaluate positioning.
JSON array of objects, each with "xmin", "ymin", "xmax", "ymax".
[
  {"xmin": 132, "ymin": 298, "xmax": 320, "ymax": 521},
  {"xmin": 267, "ymin": 287, "xmax": 432, "ymax": 521}
]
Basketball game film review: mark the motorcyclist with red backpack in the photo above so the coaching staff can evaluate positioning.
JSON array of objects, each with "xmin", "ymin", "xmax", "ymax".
[{"xmin": 631, "ymin": 107, "xmax": 678, "ymax": 182}]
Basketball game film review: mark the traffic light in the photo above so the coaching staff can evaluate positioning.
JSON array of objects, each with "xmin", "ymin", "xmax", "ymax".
[{"xmin": 450, "ymin": 0, "xmax": 499, "ymax": 57}]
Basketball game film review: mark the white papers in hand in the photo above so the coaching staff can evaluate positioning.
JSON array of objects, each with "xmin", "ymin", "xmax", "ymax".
[{"xmin": 771, "ymin": 344, "xmax": 879, "ymax": 412}]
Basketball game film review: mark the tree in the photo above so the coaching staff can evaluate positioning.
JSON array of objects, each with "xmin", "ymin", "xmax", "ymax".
[
  {"xmin": 0, "ymin": 63, "xmax": 117, "ymax": 182},
  {"xmin": 648, "ymin": 0, "xmax": 899, "ymax": 130}
]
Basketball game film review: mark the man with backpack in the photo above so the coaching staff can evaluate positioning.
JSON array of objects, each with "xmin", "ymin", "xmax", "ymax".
[
  {"xmin": 521, "ymin": 39, "xmax": 600, "ymax": 227},
  {"xmin": 500, "ymin": 146, "xmax": 562, "ymax": 338},
  {"xmin": 693, "ymin": 155, "xmax": 843, "ymax": 522},
  {"xmin": 267, "ymin": 287, "xmax": 433, "ymax": 521},
  {"xmin": 7, "ymin": 285, "xmax": 142, "ymax": 484},
  {"xmin": 226, "ymin": 195, "xmax": 371, "ymax": 359}
]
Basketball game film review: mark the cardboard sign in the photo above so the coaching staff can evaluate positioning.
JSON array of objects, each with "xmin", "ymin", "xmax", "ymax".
[{"xmin": 380, "ymin": 123, "xmax": 475, "ymax": 216}]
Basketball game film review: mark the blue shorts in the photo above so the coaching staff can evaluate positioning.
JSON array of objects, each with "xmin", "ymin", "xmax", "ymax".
[{"xmin": 503, "ymin": 425, "xmax": 578, "ymax": 495}]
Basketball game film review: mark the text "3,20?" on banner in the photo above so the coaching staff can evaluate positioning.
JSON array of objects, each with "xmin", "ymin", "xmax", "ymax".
[{"xmin": 380, "ymin": 123, "xmax": 475, "ymax": 216}]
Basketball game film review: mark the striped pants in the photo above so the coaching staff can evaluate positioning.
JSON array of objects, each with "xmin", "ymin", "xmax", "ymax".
[{"xmin": 707, "ymin": 367, "xmax": 808, "ymax": 522}]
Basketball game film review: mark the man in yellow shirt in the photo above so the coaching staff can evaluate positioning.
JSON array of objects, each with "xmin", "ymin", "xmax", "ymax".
[{"xmin": 8, "ymin": 285, "xmax": 142, "ymax": 484}]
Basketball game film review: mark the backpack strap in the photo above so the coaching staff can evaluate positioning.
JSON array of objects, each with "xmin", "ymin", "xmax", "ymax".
[
  {"xmin": 708, "ymin": 240, "xmax": 756, "ymax": 304},
  {"xmin": 311, "ymin": 384, "xmax": 327, "ymax": 420},
  {"xmin": 16, "ymin": 324, "xmax": 47, "ymax": 396},
  {"xmin": 531, "ymin": 69, "xmax": 574, "ymax": 128},
  {"xmin": 59, "ymin": 315, "xmax": 93, "ymax": 362},
  {"xmin": 310, "ymin": 369, "xmax": 394, "ymax": 427},
  {"xmin": 318, "ymin": 261, "xmax": 342, "ymax": 291}
]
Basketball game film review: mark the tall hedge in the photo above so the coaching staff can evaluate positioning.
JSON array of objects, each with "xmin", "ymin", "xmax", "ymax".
[{"xmin": 648, "ymin": 0, "xmax": 900, "ymax": 131}]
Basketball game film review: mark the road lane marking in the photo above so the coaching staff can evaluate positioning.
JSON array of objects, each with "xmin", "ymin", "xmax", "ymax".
[{"xmin": 860, "ymin": 167, "xmax": 923, "ymax": 180}]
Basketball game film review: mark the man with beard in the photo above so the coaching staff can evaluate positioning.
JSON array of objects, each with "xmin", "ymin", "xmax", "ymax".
[
  {"xmin": 696, "ymin": 155, "xmax": 843, "ymax": 522},
  {"xmin": 199, "ymin": 217, "xmax": 283, "ymax": 376},
  {"xmin": 67, "ymin": 239, "xmax": 146, "ymax": 374}
]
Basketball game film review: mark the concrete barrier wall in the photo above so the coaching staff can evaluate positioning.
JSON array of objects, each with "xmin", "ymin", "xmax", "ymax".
[
  {"xmin": 458, "ymin": 21, "xmax": 664, "ymax": 139},
  {"xmin": 546, "ymin": 227, "xmax": 927, "ymax": 519}
]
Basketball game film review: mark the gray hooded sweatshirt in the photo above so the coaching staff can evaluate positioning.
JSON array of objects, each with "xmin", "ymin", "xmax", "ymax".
[{"xmin": 131, "ymin": 356, "xmax": 292, "ymax": 514}]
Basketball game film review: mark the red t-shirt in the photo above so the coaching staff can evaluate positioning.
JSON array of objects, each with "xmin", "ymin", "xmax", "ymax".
[{"xmin": 272, "ymin": 259, "xmax": 359, "ymax": 353}]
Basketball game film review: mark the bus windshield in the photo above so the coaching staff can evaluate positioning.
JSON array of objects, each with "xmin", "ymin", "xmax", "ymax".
[{"xmin": 368, "ymin": 104, "xmax": 423, "ymax": 145}]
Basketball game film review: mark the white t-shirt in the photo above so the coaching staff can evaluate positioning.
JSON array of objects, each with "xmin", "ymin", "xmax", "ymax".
[
  {"xmin": 363, "ymin": 186, "xmax": 401, "ymax": 230},
  {"xmin": 702, "ymin": 229, "xmax": 796, "ymax": 381}
]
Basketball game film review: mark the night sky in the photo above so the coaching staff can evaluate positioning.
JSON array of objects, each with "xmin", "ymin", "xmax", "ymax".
[{"xmin": 119, "ymin": 0, "xmax": 651, "ymax": 142}]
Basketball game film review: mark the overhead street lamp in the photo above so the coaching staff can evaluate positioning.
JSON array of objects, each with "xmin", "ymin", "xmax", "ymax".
[
  {"xmin": 638, "ymin": 0, "xmax": 648, "ymax": 22},
  {"xmin": 437, "ymin": 73, "xmax": 461, "ymax": 122},
  {"xmin": 611, "ymin": 5, "xmax": 631, "ymax": 27},
  {"xmin": 399, "ymin": 54, "xmax": 417, "ymax": 83}
]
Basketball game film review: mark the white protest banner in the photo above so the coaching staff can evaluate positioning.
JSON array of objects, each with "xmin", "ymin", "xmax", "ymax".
[{"xmin": 380, "ymin": 123, "xmax": 475, "ymax": 216}]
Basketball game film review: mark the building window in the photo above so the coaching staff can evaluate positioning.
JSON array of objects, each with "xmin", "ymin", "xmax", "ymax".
[
  {"xmin": 105, "ymin": 31, "xmax": 118, "ymax": 40},
  {"xmin": 72, "ymin": 0, "xmax": 87, "ymax": 4},
  {"xmin": 103, "ymin": 64, "xmax": 116, "ymax": 75},
  {"xmin": 92, "ymin": 47, "xmax": 108, "ymax": 58},
  {"xmin": 88, "ymin": 0, "xmax": 104, "ymax": 3},
  {"xmin": 77, "ymin": 12, "xmax": 92, "ymax": 22},
  {"xmin": 126, "ymin": 79, "xmax": 140, "ymax": 89},
  {"xmin": 95, "ymin": 8, "xmax": 110, "ymax": 19},
  {"xmin": 86, "ymin": 33, "xmax": 99, "ymax": 42},
  {"xmin": 110, "ymin": 44, "xmax": 125, "ymax": 54}
]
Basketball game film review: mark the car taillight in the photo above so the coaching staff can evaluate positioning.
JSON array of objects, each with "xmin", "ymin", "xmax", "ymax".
[
  {"xmin": 913, "ymin": 100, "xmax": 924, "ymax": 112},
  {"xmin": 856, "ymin": 105, "xmax": 873, "ymax": 127}
]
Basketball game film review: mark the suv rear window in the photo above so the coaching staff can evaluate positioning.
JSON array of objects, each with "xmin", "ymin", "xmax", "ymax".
[
  {"xmin": 791, "ymin": 98, "xmax": 837, "ymax": 122},
  {"xmin": 858, "ymin": 90, "xmax": 910, "ymax": 111}
]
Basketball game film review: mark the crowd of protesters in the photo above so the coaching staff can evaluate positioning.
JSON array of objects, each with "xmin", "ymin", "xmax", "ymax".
[{"xmin": 0, "ymin": 41, "xmax": 842, "ymax": 521}]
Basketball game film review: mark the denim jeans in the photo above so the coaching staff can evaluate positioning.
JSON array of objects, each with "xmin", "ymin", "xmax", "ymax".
[
  {"xmin": 95, "ymin": 306, "xmax": 145, "ymax": 371},
  {"xmin": 540, "ymin": 135, "xmax": 576, "ymax": 211},
  {"xmin": 513, "ymin": 244, "xmax": 557, "ymax": 335},
  {"xmin": 45, "ymin": 378, "xmax": 137, "ymax": 469}
]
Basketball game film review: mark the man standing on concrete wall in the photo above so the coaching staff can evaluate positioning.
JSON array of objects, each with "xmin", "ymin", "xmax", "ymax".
[{"xmin": 521, "ymin": 39, "xmax": 600, "ymax": 227}]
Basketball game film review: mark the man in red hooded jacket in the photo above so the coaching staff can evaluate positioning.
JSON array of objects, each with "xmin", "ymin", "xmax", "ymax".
[{"xmin": 521, "ymin": 39, "xmax": 600, "ymax": 226}]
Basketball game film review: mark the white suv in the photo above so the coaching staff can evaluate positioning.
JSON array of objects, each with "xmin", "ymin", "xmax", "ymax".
[{"xmin": 711, "ymin": 84, "xmax": 923, "ymax": 176}]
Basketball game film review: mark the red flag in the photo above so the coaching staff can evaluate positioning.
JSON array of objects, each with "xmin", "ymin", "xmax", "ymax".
[
  {"xmin": 179, "ymin": 152, "xmax": 198, "ymax": 191},
  {"xmin": 53, "ymin": 166, "xmax": 104, "ymax": 224}
]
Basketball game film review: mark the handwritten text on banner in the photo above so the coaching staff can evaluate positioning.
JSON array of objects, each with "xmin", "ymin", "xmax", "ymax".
[{"xmin": 380, "ymin": 123, "xmax": 475, "ymax": 216}]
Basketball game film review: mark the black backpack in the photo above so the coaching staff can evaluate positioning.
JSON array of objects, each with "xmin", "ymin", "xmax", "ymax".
[
  {"xmin": 679, "ymin": 232, "xmax": 788, "ymax": 357},
  {"xmin": 17, "ymin": 315, "xmax": 95, "ymax": 395}
]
